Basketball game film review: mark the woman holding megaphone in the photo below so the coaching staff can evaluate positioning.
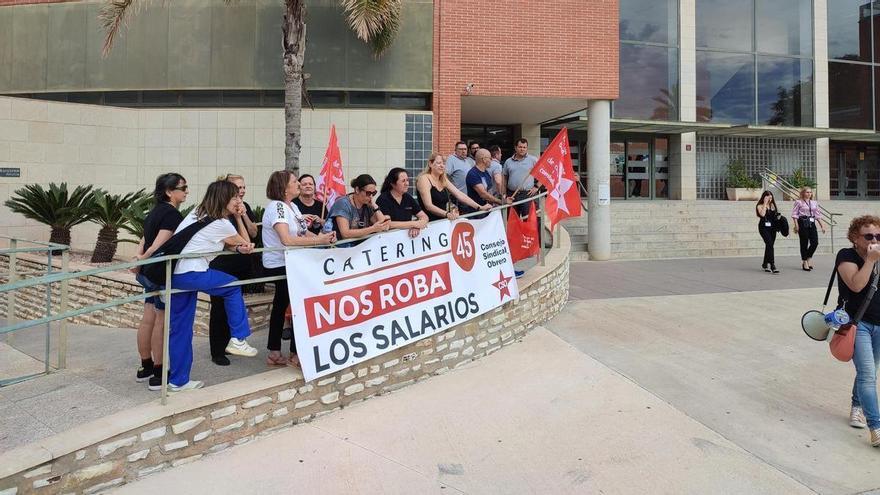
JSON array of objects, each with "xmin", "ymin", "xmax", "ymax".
[{"xmin": 836, "ymin": 215, "xmax": 880, "ymax": 446}]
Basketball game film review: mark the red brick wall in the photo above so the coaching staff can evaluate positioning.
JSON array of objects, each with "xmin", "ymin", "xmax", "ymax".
[{"xmin": 433, "ymin": 0, "xmax": 619, "ymax": 151}]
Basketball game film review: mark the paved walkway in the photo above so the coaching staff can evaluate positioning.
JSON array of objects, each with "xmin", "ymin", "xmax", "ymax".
[{"xmin": 112, "ymin": 254, "xmax": 880, "ymax": 495}]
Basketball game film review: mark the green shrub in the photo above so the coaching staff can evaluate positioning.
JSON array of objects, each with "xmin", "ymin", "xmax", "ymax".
[{"xmin": 726, "ymin": 159, "xmax": 761, "ymax": 189}]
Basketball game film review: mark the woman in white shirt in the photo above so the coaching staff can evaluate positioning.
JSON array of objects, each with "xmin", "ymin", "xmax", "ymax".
[
  {"xmin": 262, "ymin": 170, "xmax": 335, "ymax": 367},
  {"xmin": 168, "ymin": 180, "xmax": 258, "ymax": 392}
]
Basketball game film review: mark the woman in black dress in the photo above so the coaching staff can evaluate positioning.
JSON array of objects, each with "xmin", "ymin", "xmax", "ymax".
[
  {"xmin": 416, "ymin": 152, "xmax": 487, "ymax": 221},
  {"xmin": 756, "ymin": 190, "xmax": 780, "ymax": 274}
]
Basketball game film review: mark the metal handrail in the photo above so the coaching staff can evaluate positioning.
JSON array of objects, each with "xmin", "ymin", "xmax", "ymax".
[
  {"xmin": 0, "ymin": 193, "xmax": 550, "ymax": 400},
  {"xmin": 760, "ymin": 168, "xmax": 841, "ymax": 252}
]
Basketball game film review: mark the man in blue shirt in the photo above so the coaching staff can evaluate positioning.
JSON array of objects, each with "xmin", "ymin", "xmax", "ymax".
[{"xmin": 466, "ymin": 149, "xmax": 503, "ymax": 211}]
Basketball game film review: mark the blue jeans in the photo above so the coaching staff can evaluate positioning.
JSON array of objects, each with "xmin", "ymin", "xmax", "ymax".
[
  {"xmin": 167, "ymin": 269, "xmax": 252, "ymax": 386},
  {"xmin": 851, "ymin": 321, "xmax": 880, "ymax": 429}
]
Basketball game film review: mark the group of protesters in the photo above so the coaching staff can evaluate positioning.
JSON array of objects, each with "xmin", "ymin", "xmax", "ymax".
[{"xmin": 130, "ymin": 138, "xmax": 541, "ymax": 392}]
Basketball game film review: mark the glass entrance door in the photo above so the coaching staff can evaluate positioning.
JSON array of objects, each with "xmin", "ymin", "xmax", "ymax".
[
  {"xmin": 626, "ymin": 140, "xmax": 651, "ymax": 198},
  {"xmin": 832, "ymin": 143, "xmax": 880, "ymax": 199}
]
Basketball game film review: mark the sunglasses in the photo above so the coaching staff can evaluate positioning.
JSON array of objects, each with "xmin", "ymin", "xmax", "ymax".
[
  {"xmin": 362, "ymin": 190, "xmax": 378, "ymax": 197},
  {"xmin": 174, "ymin": 185, "xmax": 188, "ymax": 192},
  {"xmin": 863, "ymin": 234, "xmax": 880, "ymax": 241}
]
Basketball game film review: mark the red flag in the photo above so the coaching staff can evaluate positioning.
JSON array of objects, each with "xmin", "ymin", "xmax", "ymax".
[
  {"xmin": 529, "ymin": 127, "xmax": 581, "ymax": 229},
  {"xmin": 507, "ymin": 202, "xmax": 539, "ymax": 263},
  {"xmin": 315, "ymin": 125, "xmax": 346, "ymax": 207}
]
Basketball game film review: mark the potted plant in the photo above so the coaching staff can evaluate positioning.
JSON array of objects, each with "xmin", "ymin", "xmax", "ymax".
[
  {"xmin": 725, "ymin": 159, "xmax": 762, "ymax": 201},
  {"xmin": 784, "ymin": 167, "xmax": 817, "ymax": 200}
]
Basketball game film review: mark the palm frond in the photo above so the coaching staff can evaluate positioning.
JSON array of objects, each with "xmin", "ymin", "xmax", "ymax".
[
  {"xmin": 4, "ymin": 183, "xmax": 97, "ymax": 229},
  {"xmin": 340, "ymin": 0, "xmax": 402, "ymax": 57},
  {"xmin": 90, "ymin": 189, "xmax": 151, "ymax": 229},
  {"xmin": 100, "ymin": 0, "xmax": 167, "ymax": 57}
]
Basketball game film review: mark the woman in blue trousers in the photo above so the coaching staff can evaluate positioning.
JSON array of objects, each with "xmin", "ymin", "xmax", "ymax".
[
  {"xmin": 837, "ymin": 215, "xmax": 880, "ymax": 446},
  {"xmin": 167, "ymin": 180, "xmax": 258, "ymax": 392}
]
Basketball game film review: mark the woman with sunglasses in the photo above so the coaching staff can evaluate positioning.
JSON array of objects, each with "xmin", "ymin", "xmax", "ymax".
[
  {"xmin": 756, "ymin": 190, "xmax": 779, "ymax": 274},
  {"xmin": 133, "ymin": 173, "xmax": 187, "ymax": 391},
  {"xmin": 328, "ymin": 174, "xmax": 390, "ymax": 242},
  {"xmin": 791, "ymin": 187, "xmax": 826, "ymax": 271},
  {"xmin": 836, "ymin": 215, "xmax": 880, "ymax": 446}
]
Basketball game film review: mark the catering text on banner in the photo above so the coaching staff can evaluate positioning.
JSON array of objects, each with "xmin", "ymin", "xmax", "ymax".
[{"xmin": 285, "ymin": 210, "xmax": 519, "ymax": 381}]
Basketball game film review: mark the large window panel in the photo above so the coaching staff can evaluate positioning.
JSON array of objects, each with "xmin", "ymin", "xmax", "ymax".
[
  {"xmin": 827, "ymin": 0, "xmax": 872, "ymax": 61},
  {"xmin": 619, "ymin": 0, "xmax": 678, "ymax": 44},
  {"xmin": 696, "ymin": 0, "xmax": 754, "ymax": 51},
  {"xmin": 696, "ymin": 51, "xmax": 755, "ymax": 123},
  {"xmin": 615, "ymin": 44, "xmax": 679, "ymax": 120},
  {"xmin": 757, "ymin": 56, "xmax": 814, "ymax": 126},
  {"xmin": 829, "ymin": 61, "xmax": 873, "ymax": 129},
  {"xmin": 757, "ymin": 0, "xmax": 812, "ymax": 56}
]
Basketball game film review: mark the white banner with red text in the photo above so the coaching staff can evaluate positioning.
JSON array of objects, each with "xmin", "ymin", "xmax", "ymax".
[{"xmin": 285, "ymin": 210, "xmax": 520, "ymax": 382}]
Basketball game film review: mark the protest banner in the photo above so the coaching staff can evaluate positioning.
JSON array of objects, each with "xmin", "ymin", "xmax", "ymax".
[{"xmin": 285, "ymin": 210, "xmax": 519, "ymax": 381}]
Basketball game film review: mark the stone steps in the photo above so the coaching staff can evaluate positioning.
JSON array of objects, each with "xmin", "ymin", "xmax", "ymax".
[{"xmin": 564, "ymin": 199, "xmax": 875, "ymax": 260}]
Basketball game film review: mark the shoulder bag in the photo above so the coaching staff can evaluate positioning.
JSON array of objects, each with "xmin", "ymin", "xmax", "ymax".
[{"xmin": 829, "ymin": 262, "xmax": 880, "ymax": 362}]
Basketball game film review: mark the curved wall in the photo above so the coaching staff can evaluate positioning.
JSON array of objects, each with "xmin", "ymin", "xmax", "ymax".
[
  {"xmin": 0, "ymin": 231, "xmax": 570, "ymax": 495},
  {"xmin": 0, "ymin": 0, "xmax": 433, "ymax": 94}
]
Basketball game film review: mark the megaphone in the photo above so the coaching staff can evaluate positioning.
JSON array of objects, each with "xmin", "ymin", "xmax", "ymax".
[{"xmin": 802, "ymin": 309, "xmax": 850, "ymax": 341}]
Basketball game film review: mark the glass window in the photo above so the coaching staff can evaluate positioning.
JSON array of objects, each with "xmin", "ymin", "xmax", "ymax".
[
  {"xmin": 829, "ymin": 61, "xmax": 873, "ymax": 129},
  {"xmin": 180, "ymin": 90, "xmax": 221, "ymax": 107},
  {"xmin": 696, "ymin": 51, "xmax": 755, "ymax": 123},
  {"xmin": 348, "ymin": 91, "xmax": 386, "ymax": 106},
  {"xmin": 757, "ymin": 56, "xmax": 814, "ymax": 126},
  {"xmin": 619, "ymin": 0, "xmax": 678, "ymax": 44},
  {"xmin": 616, "ymin": 44, "xmax": 679, "ymax": 120},
  {"xmin": 756, "ymin": 0, "xmax": 812, "ymax": 56},
  {"xmin": 141, "ymin": 91, "xmax": 180, "ymax": 106},
  {"xmin": 696, "ymin": 0, "xmax": 754, "ymax": 51},
  {"xmin": 827, "ymin": 0, "xmax": 872, "ymax": 61}
]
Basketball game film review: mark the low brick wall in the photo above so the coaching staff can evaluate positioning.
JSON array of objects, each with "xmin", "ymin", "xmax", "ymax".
[
  {"xmin": 0, "ymin": 232, "xmax": 570, "ymax": 495},
  {"xmin": 0, "ymin": 254, "xmax": 272, "ymax": 336}
]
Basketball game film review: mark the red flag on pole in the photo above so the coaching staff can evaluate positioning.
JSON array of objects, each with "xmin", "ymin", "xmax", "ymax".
[
  {"xmin": 529, "ymin": 127, "xmax": 581, "ymax": 229},
  {"xmin": 507, "ymin": 201, "xmax": 539, "ymax": 263},
  {"xmin": 315, "ymin": 125, "xmax": 346, "ymax": 207}
]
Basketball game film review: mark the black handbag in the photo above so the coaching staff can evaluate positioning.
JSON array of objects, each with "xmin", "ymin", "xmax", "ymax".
[{"xmin": 775, "ymin": 213, "xmax": 790, "ymax": 237}]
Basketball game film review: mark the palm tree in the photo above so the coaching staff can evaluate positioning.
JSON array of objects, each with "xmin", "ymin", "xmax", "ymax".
[
  {"xmin": 89, "ymin": 189, "xmax": 152, "ymax": 262},
  {"xmin": 4, "ymin": 183, "xmax": 98, "ymax": 252},
  {"xmin": 100, "ymin": 0, "xmax": 401, "ymax": 175}
]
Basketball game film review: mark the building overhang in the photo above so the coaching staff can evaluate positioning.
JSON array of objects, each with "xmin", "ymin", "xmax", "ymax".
[
  {"xmin": 541, "ymin": 117, "xmax": 880, "ymax": 142},
  {"xmin": 460, "ymin": 96, "xmax": 587, "ymax": 125}
]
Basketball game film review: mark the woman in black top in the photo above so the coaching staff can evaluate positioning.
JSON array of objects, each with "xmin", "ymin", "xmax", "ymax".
[
  {"xmin": 207, "ymin": 174, "xmax": 259, "ymax": 366},
  {"xmin": 293, "ymin": 174, "xmax": 325, "ymax": 233},
  {"xmin": 837, "ymin": 215, "xmax": 880, "ymax": 446},
  {"xmin": 756, "ymin": 190, "xmax": 779, "ymax": 274},
  {"xmin": 416, "ymin": 152, "xmax": 487, "ymax": 221},
  {"xmin": 377, "ymin": 168, "xmax": 429, "ymax": 238},
  {"xmin": 133, "ymin": 173, "xmax": 188, "ymax": 388}
]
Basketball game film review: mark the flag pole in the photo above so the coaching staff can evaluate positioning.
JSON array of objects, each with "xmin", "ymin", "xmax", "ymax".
[{"xmin": 319, "ymin": 182, "xmax": 328, "ymax": 220}]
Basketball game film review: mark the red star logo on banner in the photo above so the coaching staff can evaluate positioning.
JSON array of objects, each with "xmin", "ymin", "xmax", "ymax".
[{"xmin": 492, "ymin": 270, "xmax": 513, "ymax": 301}]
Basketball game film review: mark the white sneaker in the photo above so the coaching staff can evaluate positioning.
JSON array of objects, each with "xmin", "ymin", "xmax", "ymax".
[
  {"xmin": 169, "ymin": 380, "xmax": 204, "ymax": 392},
  {"xmin": 851, "ymin": 406, "xmax": 868, "ymax": 429},
  {"xmin": 225, "ymin": 337, "xmax": 258, "ymax": 357},
  {"xmin": 871, "ymin": 428, "xmax": 880, "ymax": 447}
]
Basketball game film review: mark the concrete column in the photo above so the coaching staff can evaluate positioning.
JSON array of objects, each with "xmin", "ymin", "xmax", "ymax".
[
  {"xmin": 672, "ymin": 0, "xmax": 697, "ymax": 200},
  {"xmin": 814, "ymin": 0, "xmax": 832, "ymax": 200},
  {"xmin": 520, "ymin": 124, "xmax": 541, "ymax": 151},
  {"xmin": 587, "ymin": 100, "xmax": 612, "ymax": 261}
]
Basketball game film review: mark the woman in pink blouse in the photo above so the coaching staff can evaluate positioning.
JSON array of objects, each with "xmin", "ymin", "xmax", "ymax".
[{"xmin": 791, "ymin": 187, "xmax": 826, "ymax": 271}]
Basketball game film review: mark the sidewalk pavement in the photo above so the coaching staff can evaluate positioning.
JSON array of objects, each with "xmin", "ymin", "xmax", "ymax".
[{"xmin": 113, "ymin": 254, "xmax": 880, "ymax": 495}]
